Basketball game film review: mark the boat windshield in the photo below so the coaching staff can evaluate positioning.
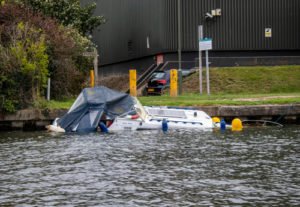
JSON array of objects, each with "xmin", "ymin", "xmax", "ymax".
[{"xmin": 133, "ymin": 98, "xmax": 147, "ymax": 120}]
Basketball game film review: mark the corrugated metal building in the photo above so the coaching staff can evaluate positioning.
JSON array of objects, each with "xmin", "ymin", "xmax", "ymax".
[{"xmin": 88, "ymin": 0, "xmax": 300, "ymax": 74}]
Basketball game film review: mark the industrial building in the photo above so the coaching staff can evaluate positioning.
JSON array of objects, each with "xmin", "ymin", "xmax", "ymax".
[{"xmin": 88, "ymin": 0, "xmax": 300, "ymax": 75}]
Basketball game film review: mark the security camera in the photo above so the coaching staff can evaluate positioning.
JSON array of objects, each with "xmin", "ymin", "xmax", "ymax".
[{"xmin": 205, "ymin": 12, "xmax": 213, "ymax": 19}]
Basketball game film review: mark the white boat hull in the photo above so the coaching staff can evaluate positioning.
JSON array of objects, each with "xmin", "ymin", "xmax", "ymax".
[
  {"xmin": 46, "ymin": 118, "xmax": 65, "ymax": 132},
  {"xmin": 47, "ymin": 98, "xmax": 215, "ymax": 132},
  {"xmin": 108, "ymin": 107, "xmax": 214, "ymax": 131}
]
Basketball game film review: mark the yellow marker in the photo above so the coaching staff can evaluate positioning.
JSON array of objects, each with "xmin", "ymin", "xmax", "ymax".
[
  {"xmin": 129, "ymin": 69, "xmax": 137, "ymax": 97},
  {"xmin": 90, "ymin": 70, "xmax": 95, "ymax": 88},
  {"xmin": 212, "ymin": 117, "xmax": 220, "ymax": 123},
  {"xmin": 170, "ymin": 69, "xmax": 178, "ymax": 97},
  {"xmin": 232, "ymin": 118, "xmax": 243, "ymax": 131}
]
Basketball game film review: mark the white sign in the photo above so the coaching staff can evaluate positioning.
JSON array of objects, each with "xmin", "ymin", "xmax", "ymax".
[
  {"xmin": 265, "ymin": 28, "xmax": 272, "ymax": 38},
  {"xmin": 199, "ymin": 38, "xmax": 212, "ymax": 51}
]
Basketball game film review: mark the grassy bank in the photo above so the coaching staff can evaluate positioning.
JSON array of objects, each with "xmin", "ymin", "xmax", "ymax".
[
  {"xmin": 45, "ymin": 65, "xmax": 300, "ymax": 109},
  {"xmin": 45, "ymin": 93, "xmax": 300, "ymax": 109},
  {"xmin": 182, "ymin": 65, "xmax": 300, "ymax": 94},
  {"xmin": 45, "ymin": 99, "xmax": 75, "ymax": 109},
  {"xmin": 139, "ymin": 93, "xmax": 300, "ymax": 106},
  {"xmin": 140, "ymin": 65, "xmax": 300, "ymax": 106}
]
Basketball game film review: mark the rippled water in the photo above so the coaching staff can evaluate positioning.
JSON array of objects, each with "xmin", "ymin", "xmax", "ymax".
[{"xmin": 0, "ymin": 127, "xmax": 299, "ymax": 206}]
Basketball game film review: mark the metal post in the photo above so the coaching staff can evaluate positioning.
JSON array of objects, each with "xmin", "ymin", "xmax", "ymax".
[
  {"xmin": 93, "ymin": 48, "xmax": 98, "ymax": 85},
  {"xmin": 177, "ymin": 0, "xmax": 182, "ymax": 95},
  {"xmin": 47, "ymin": 78, "xmax": 51, "ymax": 101},
  {"xmin": 198, "ymin": 25, "xmax": 203, "ymax": 94},
  {"xmin": 206, "ymin": 50, "xmax": 210, "ymax": 95}
]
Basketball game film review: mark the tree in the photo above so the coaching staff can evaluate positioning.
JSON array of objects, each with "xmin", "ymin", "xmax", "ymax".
[
  {"xmin": 0, "ymin": 2, "xmax": 93, "ymax": 112},
  {"xmin": 10, "ymin": 22, "xmax": 49, "ymax": 100},
  {"xmin": 18, "ymin": 0, "xmax": 105, "ymax": 35},
  {"xmin": 0, "ymin": 21, "xmax": 49, "ymax": 111}
]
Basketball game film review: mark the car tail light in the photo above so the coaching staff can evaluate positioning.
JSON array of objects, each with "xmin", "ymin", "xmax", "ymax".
[{"xmin": 157, "ymin": 80, "xmax": 166, "ymax": 84}]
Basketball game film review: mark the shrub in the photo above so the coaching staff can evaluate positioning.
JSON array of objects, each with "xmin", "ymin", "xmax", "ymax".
[{"xmin": 0, "ymin": 2, "xmax": 94, "ymax": 112}]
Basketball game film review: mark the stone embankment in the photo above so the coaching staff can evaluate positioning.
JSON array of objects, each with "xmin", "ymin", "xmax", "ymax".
[
  {"xmin": 0, "ymin": 104, "xmax": 300, "ymax": 131},
  {"xmin": 0, "ymin": 109, "xmax": 66, "ymax": 131},
  {"xmin": 198, "ymin": 104, "xmax": 300, "ymax": 124}
]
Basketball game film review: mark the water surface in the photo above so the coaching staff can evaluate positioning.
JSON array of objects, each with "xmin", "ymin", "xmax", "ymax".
[{"xmin": 0, "ymin": 127, "xmax": 299, "ymax": 206}]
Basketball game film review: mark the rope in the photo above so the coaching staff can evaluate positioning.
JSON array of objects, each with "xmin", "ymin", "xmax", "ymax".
[
  {"xmin": 242, "ymin": 120, "xmax": 283, "ymax": 127},
  {"xmin": 274, "ymin": 104, "xmax": 295, "ymax": 123}
]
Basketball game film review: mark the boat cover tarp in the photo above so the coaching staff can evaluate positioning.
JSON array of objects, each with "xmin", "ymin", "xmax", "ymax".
[{"xmin": 57, "ymin": 86, "xmax": 135, "ymax": 132}]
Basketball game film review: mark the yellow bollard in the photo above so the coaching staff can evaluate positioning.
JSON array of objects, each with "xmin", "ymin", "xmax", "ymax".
[
  {"xmin": 232, "ymin": 118, "xmax": 243, "ymax": 131},
  {"xmin": 129, "ymin": 69, "xmax": 137, "ymax": 97},
  {"xmin": 212, "ymin": 117, "xmax": 220, "ymax": 123},
  {"xmin": 90, "ymin": 70, "xmax": 95, "ymax": 88},
  {"xmin": 170, "ymin": 69, "xmax": 178, "ymax": 97}
]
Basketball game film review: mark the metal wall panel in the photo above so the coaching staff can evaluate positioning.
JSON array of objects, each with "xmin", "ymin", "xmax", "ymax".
[
  {"xmin": 89, "ymin": 0, "xmax": 300, "ymax": 65},
  {"xmin": 91, "ymin": 0, "xmax": 167, "ymax": 65},
  {"xmin": 165, "ymin": 0, "xmax": 300, "ymax": 51}
]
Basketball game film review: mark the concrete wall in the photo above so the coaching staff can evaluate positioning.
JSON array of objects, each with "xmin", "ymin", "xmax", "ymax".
[{"xmin": 1, "ymin": 105, "xmax": 300, "ymax": 131}]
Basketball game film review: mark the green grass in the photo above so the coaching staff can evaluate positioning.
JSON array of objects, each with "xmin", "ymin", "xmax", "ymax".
[
  {"xmin": 45, "ymin": 93, "xmax": 300, "ymax": 109},
  {"xmin": 139, "ymin": 93, "xmax": 300, "ymax": 106},
  {"xmin": 139, "ymin": 65, "xmax": 300, "ymax": 106},
  {"xmin": 46, "ymin": 99, "xmax": 75, "ymax": 109},
  {"xmin": 183, "ymin": 65, "xmax": 300, "ymax": 94},
  {"xmin": 45, "ymin": 65, "xmax": 300, "ymax": 108}
]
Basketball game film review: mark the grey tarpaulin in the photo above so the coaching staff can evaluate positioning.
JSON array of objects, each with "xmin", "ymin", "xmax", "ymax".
[{"xmin": 57, "ymin": 86, "xmax": 135, "ymax": 132}]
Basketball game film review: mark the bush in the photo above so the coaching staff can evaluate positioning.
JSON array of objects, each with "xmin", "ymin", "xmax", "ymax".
[{"xmin": 0, "ymin": 2, "xmax": 93, "ymax": 112}]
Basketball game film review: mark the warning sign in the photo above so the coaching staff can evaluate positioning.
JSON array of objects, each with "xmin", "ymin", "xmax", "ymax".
[{"xmin": 265, "ymin": 28, "xmax": 272, "ymax": 38}]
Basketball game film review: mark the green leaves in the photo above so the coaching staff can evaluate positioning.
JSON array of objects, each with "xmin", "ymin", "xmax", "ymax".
[
  {"xmin": 11, "ymin": 22, "xmax": 49, "ymax": 82},
  {"xmin": 0, "ymin": 2, "xmax": 94, "ymax": 112},
  {"xmin": 21, "ymin": 0, "xmax": 105, "ymax": 35},
  {"xmin": 3, "ymin": 21, "xmax": 49, "ymax": 110}
]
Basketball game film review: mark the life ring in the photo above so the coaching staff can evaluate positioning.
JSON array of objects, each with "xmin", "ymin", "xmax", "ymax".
[{"xmin": 131, "ymin": 114, "xmax": 139, "ymax": 120}]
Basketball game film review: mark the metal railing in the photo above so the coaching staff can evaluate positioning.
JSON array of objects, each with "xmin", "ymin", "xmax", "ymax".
[{"xmin": 136, "ymin": 63, "xmax": 164, "ymax": 90}]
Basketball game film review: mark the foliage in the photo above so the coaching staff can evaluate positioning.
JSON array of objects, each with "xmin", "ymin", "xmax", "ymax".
[
  {"xmin": 14, "ymin": 0, "xmax": 105, "ymax": 35},
  {"xmin": 10, "ymin": 22, "xmax": 49, "ymax": 99},
  {"xmin": 0, "ymin": 2, "xmax": 93, "ymax": 112},
  {"xmin": 0, "ymin": 21, "xmax": 49, "ymax": 111}
]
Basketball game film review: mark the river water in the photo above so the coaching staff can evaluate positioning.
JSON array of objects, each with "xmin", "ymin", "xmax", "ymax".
[{"xmin": 0, "ymin": 127, "xmax": 299, "ymax": 206}]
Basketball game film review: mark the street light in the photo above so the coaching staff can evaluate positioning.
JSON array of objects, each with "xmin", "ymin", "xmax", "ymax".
[
  {"xmin": 177, "ymin": 0, "xmax": 182, "ymax": 95},
  {"xmin": 84, "ymin": 35, "xmax": 99, "ymax": 85}
]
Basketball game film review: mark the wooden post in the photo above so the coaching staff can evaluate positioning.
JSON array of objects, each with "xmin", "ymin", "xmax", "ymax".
[
  {"xmin": 170, "ymin": 69, "xmax": 178, "ymax": 97},
  {"xmin": 129, "ymin": 69, "xmax": 137, "ymax": 97},
  {"xmin": 90, "ymin": 70, "xmax": 95, "ymax": 88}
]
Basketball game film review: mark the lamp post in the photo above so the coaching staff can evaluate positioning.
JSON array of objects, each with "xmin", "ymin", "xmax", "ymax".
[
  {"xmin": 177, "ymin": 0, "xmax": 182, "ymax": 95},
  {"xmin": 83, "ymin": 47, "xmax": 99, "ymax": 86},
  {"xmin": 93, "ymin": 47, "xmax": 99, "ymax": 85}
]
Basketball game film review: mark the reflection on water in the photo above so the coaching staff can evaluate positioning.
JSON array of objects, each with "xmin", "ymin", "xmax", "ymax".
[{"xmin": 0, "ymin": 127, "xmax": 299, "ymax": 206}]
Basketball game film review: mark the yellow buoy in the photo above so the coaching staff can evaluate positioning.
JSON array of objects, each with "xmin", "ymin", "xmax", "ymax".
[
  {"xmin": 232, "ymin": 118, "xmax": 243, "ymax": 131},
  {"xmin": 212, "ymin": 117, "xmax": 221, "ymax": 123}
]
